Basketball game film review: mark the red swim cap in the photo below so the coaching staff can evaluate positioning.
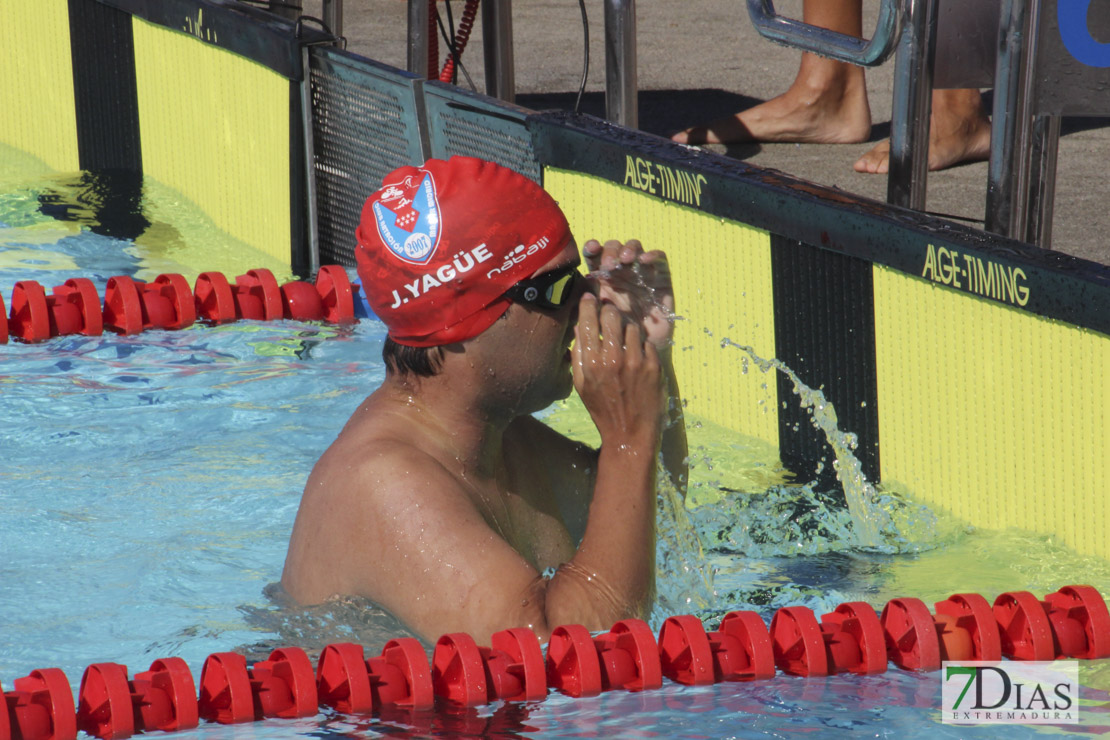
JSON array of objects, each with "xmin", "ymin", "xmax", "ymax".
[{"xmin": 355, "ymin": 156, "xmax": 571, "ymax": 347}]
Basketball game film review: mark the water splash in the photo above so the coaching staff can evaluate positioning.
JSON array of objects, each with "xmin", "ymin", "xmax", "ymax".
[
  {"xmin": 651, "ymin": 458, "xmax": 717, "ymax": 625},
  {"xmin": 717, "ymin": 338, "xmax": 892, "ymax": 549}
]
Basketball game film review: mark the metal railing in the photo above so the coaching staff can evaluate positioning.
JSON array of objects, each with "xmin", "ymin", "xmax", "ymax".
[
  {"xmin": 745, "ymin": 0, "xmax": 902, "ymax": 67},
  {"xmin": 746, "ymin": 0, "xmax": 1001, "ymax": 213},
  {"xmin": 745, "ymin": 0, "xmax": 938, "ymax": 210},
  {"xmin": 397, "ymin": 0, "xmax": 1108, "ymax": 249},
  {"xmin": 604, "ymin": 0, "xmax": 637, "ymax": 129},
  {"xmin": 883, "ymin": 0, "xmax": 934, "ymax": 211},
  {"xmin": 984, "ymin": 0, "xmax": 1110, "ymax": 248},
  {"xmin": 405, "ymin": 0, "xmax": 638, "ymax": 128},
  {"xmin": 323, "ymin": 0, "xmax": 342, "ymax": 39},
  {"xmin": 260, "ymin": 0, "xmax": 343, "ymax": 39},
  {"xmin": 747, "ymin": 0, "xmax": 1110, "ymax": 250}
]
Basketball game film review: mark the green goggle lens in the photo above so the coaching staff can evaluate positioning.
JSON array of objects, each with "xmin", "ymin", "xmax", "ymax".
[{"xmin": 506, "ymin": 264, "xmax": 581, "ymax": 310}]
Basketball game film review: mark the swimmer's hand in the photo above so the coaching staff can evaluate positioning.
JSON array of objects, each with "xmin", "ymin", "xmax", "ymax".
[
  {"xmin": 572, "ymin": 293, "xmax": 664, "ymax": 446},
  {"xmin": 582, "ymin": 239, "xmax": 675, "ymax": 351},
  {"xmin": 580, "ymin": 239, "xmax": 687, "ymax": 501}
]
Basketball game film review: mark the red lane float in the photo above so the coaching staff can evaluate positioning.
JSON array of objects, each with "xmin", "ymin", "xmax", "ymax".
[
  {"xmin": 197, "ymin": 648, "xmax": 317, "ymax": 724},
  {"xmin": 316, "ymin": 643, "xmax": 374, "ymax": 714},
  {"xmin": 772, "ymin": 602, "xmax": 888, "ymax": 677},
  {"xmin": 2, "ymin": 266, "xmax": 358, "ymax": 344},
  {"xmin": 102, "ymin": 276, "xmax": 144, "ymax": 335},
  {"xmin": 994, "ymin": 591, "xmax": 1057, "ymax": 661},
  {"xmin": 76, "ymin": 659, "xmax": 198, "ymax": 739},
  {"xmin": 4, "ymin": 585, "xmax": 1110, "ymax": 740},
  {"xmin": 196, "ymin": 653, "xmax": 255, "ymax": 724},
  {"xmin": 485, "ymin": 628, "xmax": 547, "ymax": 702},
  {"xmin": 315, "ymin": 265, "xmax": 355, "ymax": 324},
  {"xmin": 1043, "ymin": 584, "xmax": 1110, "ymax": 659},
  {"xmin": 197, "ymin": 267, "xmax": 356, "ymax": 324},
  {"xmin": 881, "ymin": 597, "xmax": 942, "ymax": 671},
  {"xmin": 279, "ymin": 265, "xmax": 356, "ymax": 323},
  {"xmin": 249, "ymin": 647, "xmax": 318, "ymax": 719},
  {"xmin": 0, "ymin": 668, "xmax": 77, "ymax": 740},
  {"xmin": 819, "ymin": 602, "xmax": 888, "ymax": 674},
  {"xmin": 770, "ymin": 606, "xmax": 828, "ymax": 676},
  {"xmin": 717, "ymin": 610, "xmax": 777, "ymax": 681},
  {"xmin": 934, "ymin": 593, "xmax": 1002, "ymax": 661},
  {"xmin": 432, "ymin": 633, "xmax": 488, "ymax": 707},
  {"xmin": 154, "ymin": 275, "xmax": 196, "ymax": 330},
  {"xmin": 104, "ymin": 275, "xmax": 196, "ymax": 335},
  {"xmin": 58, "ymin": 278, "xmax": 104, "ymax": 336},
  {"xmin": 8, "ymin": 281, "xmax": 51, "ymax": 342},
  {"xmin": 131, "ymin": 658, "xmax": 199, "ymax": 733},
  {"xmin": 546, "ymin": 619, "xmax": 662, "ymax": 697},
  {"xmin": 365, "ymin": 638, "xmax": 435, "ymax": 710},
  {"xmin": 658, "ymin": 611, "xmax": 775, "ymax": 685},
  {"xmin": 545, "ymin": 624, "xmax": 602, "ymax": 698},
  {"xmin": 993, "ymin": 586, "xmax": 1110, "ymax": 661},
  {"xmin": 9, "ymin": 278, "xmax": 104, "ymax": 340},
  {"xmin": 658, "ymin": 615, "xmax": 714, "ymax": 685},
  {"xmin": 280, "ymin": 280, "xmax": 326, "ymax": 321},
  {"xmin": 193, "ymin": 271, "xmax": 237, "ymax": 324},
  {"xmin": 593, "ymin": 619, "xmax": 663, "ymax": 692},
  {"xmin": 317, "ymin": 638, "xmax": 434, "ymax": 713},
  {"xmin": 234, "ymin": 268, "xmax": 283, "ymax": 321}
]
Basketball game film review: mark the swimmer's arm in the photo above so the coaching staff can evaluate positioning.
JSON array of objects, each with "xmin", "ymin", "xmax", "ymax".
[
  {"xmin": 518, "ymin": 375, "xmax": 681, "ymax": 632},
  {"xmin": 541, "ymin": 293, "xmax": 666, "ymax": 631},
  {"xmin": 543, "ymin": 429, "xmax": 658, "ymax": 630},
  {"xmin": 527, "ymin": 351, "xmax": 686, "ymax": 517},
  {"xmin": 527, "ymin": 351, "xmax": 685, "ymax": 630},
  {"xmin": 319, "ymin": 446, "xmax": 645, "ymax": 643}
]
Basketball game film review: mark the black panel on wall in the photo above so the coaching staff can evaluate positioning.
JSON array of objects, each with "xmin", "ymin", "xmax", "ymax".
[
  {"xmin": 68, "ymin": 0, "xmax": 142, "ymax": 173},
  {"xmin": 59, "ymin": 0, "xmax": 148, "ymax": 240},
  {"xmin": 771, "ymin": 234, "xmax": 880, "ymax": 490}
]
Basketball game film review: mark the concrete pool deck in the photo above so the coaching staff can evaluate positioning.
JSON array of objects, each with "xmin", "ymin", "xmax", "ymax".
[{"xmin": 303, "ymin": 0, "xmax": 1110, "ymax": 267}]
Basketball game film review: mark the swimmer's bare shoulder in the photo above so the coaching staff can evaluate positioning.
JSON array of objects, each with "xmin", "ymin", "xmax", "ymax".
[
  {"xmin": 282, "ymin": 406, "xmax": 573, "ymax": 641},
  {"xmin": 281, "ymin": 418, "xmax": 428, "ymax": 603}
]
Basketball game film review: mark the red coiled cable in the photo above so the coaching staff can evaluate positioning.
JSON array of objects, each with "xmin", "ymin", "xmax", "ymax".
[{"xmin": 439, "ymin": 0, "xmax": 480, "ymax": 83}]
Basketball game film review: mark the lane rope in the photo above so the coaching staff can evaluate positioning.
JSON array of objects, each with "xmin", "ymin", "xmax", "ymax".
[
  {"xmin": 1, "ymin": 265, "xmax": 362, "ymax": 346},
  {"xmin": 1, "ymin": 585, "xmax": 1107, "ymax": 739}
]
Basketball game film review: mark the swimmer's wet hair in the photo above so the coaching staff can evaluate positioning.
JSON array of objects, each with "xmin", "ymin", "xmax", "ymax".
[{"xmin": 383, "ymin": 336, "xmax": 444, "ymax": 377}]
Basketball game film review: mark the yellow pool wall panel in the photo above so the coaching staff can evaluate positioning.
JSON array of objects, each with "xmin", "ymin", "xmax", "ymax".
[
  {"xmin": 873, "ymin": 264, "xmax": 1109, "ymax": 560},
  {"xmin": 131, "ymin": 17, "xmax": 291, "ymax": 265},
  {"xmin": 0, "ymin": 0, "xmax": 79, "ymax": 171},
  {"xmin": 544, "ymin": 168, "xmax": 779, "ymax": 447}
]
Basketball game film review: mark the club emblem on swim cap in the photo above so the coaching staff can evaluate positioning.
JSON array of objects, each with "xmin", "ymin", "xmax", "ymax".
[{"xmin": 371, "ymin": 172, "xmax": 442, "ymax": 264}]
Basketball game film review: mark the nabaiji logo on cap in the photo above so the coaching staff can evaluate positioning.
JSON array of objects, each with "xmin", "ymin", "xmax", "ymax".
[{"xmin": 371, "ymin": 171, "xmax": 442, "ymax": 264}]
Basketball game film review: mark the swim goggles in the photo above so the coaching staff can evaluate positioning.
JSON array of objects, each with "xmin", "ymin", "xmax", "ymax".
[{"xmin": 504, "ymin": 262, "xmax": 581, "ymax": 310}]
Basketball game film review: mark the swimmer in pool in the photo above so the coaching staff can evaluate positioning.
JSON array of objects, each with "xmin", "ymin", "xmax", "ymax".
[{"xmin": 281, "ymin": 156, "xmax": 686, "ymax": 643}]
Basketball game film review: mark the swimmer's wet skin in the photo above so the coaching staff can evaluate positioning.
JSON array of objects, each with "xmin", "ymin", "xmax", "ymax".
[{"xmin": 281, "ymin": 156, "xmax": 687, "ymax": 643}]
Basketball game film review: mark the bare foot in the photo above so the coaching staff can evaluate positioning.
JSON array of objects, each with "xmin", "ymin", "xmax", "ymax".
[
  {"xmin": 672, "ymin": 62, "xmax": 871, "ymax": 146},
  {"xmin": 853, "ymin": 89, "xmax": 992, "ymax": 174}
]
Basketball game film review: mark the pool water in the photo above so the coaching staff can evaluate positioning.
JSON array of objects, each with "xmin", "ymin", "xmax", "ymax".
[{"xmin": 2, "ymin": 159, "xmax": 1110, "ymax": 738}]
